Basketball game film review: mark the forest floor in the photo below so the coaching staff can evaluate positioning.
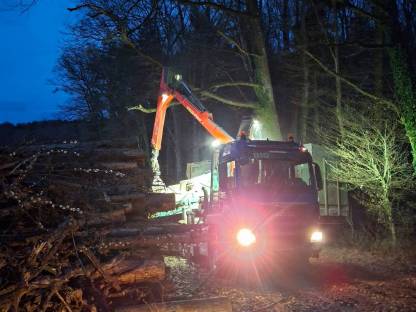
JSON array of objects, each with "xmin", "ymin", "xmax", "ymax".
[{"xmin": 165, "ymin": 246, "xmax": 416, "ymax": 311}]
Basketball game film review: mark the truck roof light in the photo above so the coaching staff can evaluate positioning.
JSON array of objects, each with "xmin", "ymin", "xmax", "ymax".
[{"xmin": 211, "ymin": 139, "xmax": 221, "ymax": 148}]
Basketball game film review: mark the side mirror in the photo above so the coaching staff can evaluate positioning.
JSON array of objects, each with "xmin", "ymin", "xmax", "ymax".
[{"xmin": 313, "ymin": 162, "xmax": 323, "ymax": 191}]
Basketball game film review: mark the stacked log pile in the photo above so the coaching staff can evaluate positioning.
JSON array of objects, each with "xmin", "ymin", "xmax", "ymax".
[{"xmin": 0, "ymin": 140, "xmax": 180, "ymax": 311}]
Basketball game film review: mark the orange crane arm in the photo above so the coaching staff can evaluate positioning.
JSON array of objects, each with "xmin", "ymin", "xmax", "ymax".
[{"xmin": 151, "ymin": 68, "xmax": 234, "ymax": 151}]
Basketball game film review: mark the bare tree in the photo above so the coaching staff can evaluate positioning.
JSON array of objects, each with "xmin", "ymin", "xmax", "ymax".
[
  {"xmin": 55, "ymin": 45, "xmax": 107, "ymax": 120},
  {"xmin": 322, "ymin": 108, "xmax": 414, "ymax": 244}
]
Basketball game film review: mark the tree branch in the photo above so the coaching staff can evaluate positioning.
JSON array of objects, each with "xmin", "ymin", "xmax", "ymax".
[
  {"xmin": 327, "ymin": 41, "xmax": 393, "ymax": 49},
  {"xmin": 200, "ymin": 91, "xmax": 257, "ymax": 109},
  {"xmin": 127, "ymin": 105, "xmax": 157, "ymax": 113},
  {"xmin": 68, "ymin": 3, "xmax": 117, "ymax": 19},
  {"xmin": 304, "ymin": 50, "xmax": 399, "ymax": 114},
  {"xmin": 217, "ymin": 31, "xmax": 259, "ymax": 57},
  {"xmin": 209, "ymin": 81, "xmax": 260, "ymax": 90},
  {"xmin": 54, "ymin": 290, "xmax": 73, "ymax": 312},
  {"xmin": 127, "ymin": 102, "xmax": 180, "ymax": 114},
  {"xmin": 177, "ymin": 0, "xmax": 256, "ymax": 19},
  {"xmin": 67, "ymin": 3, "xmax": 162, "ymax": 68},
  {"xmin": 337, "ymin": 0, "xmax": 385, "ymax": 21}
]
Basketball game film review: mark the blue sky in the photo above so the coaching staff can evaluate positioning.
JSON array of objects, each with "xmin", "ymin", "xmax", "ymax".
[{"xmin": 0, "ymin": 0, "xmax": 77, "ymax": 124}]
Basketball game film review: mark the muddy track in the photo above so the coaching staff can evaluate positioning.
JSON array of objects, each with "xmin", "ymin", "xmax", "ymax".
[{"xmin": 165, "ymin": 248, "xmax": 416, "ymax": 311}]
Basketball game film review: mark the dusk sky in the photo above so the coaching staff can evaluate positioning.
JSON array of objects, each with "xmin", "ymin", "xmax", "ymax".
[{"xmin": 0, "ymin": 0, "xmax": 77, "ymax": 124}]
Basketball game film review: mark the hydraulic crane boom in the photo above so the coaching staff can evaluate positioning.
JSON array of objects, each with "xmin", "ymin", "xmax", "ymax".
[{"xmin": 151, "ymin": 68, "xmax": 234, "ymax": 151}]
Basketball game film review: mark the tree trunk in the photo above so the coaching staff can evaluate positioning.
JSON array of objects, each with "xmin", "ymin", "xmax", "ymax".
[
  {"xmin": 282, "ymin": 0, "xmax": 290, "ymax": 50},
  {"xmin": 245, "ymin": 0, "xmax": 282, "ymax": 140},
  {"xmin": 334, "ymin": 45, "xmax": 342, "ymax": 134},
  {"xmin": 374, "ymin": 20, "xmax": 384, "ymax": 97},
  {"xmin": 383, "ymin": 200, "xmax": 396, "ymax": 246},
  {"xmin": 333, "ymin": 1, "xmax": 343, "ymax": 135},
  {"xmin": 387, "ymin": 47, "xmax": 416, "ymax": 173},
  {"xmin": 297, "ymin": 3, "xmax": 310, "ymax": 142},
  {"xmin": 383, "ymin": 0, "xmax": 416, "ymax": 173},
  {"xmin": 390, "ymin": 220, "xmax": 396, "ymax": 246},
  {"xmin": 311, "ymin": 70, "xmax": 320, "ymax": 141}
]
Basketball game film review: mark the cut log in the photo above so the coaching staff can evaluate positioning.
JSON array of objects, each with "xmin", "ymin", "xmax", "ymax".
[
  {"xmin": 48, "ymin": 178, "xmax": 85, "ymax": 190},
  {"xmin": 140, "ymin": 193, "xmax": 176, "ymax": 213},
  {"xmin": 83, "ymin": 209, "xmax": 127, "ymax": 226},
  {"xmin": 91, "ymin": 148, "xmax": 146, "ymax": 166},
  {"xmin": 16, "ymin": 139, "xmax": 141, "ymax": 154},
  {"xmin": 99, "ymin": 162, "xmax": 138, "ymax": 170},
  {"xmin": 0, "ymin": 160, "xmax": 19, "ymax": 171},
  {"xmin": 110, "ymin": 193, "xmax": 146, "ymax": 202},
  {"xmin": 100, "ymin": 184, "xmax": 141, "ymax": 195},
  {"xmin": 99, "ymin": 223, "xmax": 205, "ymax": 239},
  {"xmin": 93, "ymin": 148, "xmax": 145, "ymax": 157},
  {"xmin": 97, "ymin": 229, "xmax": 207, "ymax": 252},
  {"xmin": 102, "ymin": 258, "xmax": 166, "ymax": 284},
  {"xmin": 129, "ymin": 193, "xmax": 176, "ymax": 216},
  {"xmin": 109, "ymin": 193, "xmax": 175, "ymax": 216},
  {"xmin": 115, "ymin": 297, "xmax": 232, "ymax": 312}
]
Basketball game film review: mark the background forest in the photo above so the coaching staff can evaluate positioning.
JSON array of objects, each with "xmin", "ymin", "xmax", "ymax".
[{"xmin": 4, "ymin": 0, "xmax": 416, "ymax": 243}]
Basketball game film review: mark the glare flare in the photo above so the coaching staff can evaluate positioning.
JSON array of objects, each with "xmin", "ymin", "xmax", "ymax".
[{"xmin": 236, "ymin": 228, "xmax": 256, "ymax": 247}]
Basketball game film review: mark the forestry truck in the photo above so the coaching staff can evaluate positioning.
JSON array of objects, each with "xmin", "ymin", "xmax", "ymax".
[{"xmin": 150, "ymin": 68, "xmax": 324, "ymax": 272}]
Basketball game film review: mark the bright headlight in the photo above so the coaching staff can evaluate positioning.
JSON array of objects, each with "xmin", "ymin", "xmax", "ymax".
[
  {"xmin": 310, "ymin": 231, "xmax": 323, "ymax": 243},
  {"xmin": 236, "ymin": 228, "xmax": 256, "ymax": 247}
]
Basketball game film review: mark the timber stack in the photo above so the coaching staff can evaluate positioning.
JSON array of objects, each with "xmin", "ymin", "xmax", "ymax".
[{"xmin": 0, "ymin": 139, "xmax": 230, "ymax": 311}]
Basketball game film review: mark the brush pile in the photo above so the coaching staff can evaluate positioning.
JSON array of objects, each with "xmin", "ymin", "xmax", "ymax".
[{"xmin": 0, "ymin": 139, "xmax": 179, "ymax": 311}]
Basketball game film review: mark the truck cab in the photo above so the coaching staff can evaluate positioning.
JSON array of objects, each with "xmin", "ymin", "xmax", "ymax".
[{"xmin": 205, "ymin": 139, "xmax": 324, "ymax": 271}]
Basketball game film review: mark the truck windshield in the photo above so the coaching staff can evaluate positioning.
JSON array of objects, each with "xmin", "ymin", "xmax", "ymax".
[{"xmin": 239, "ymin": 158, "xmax": 312, "ymax": 189}]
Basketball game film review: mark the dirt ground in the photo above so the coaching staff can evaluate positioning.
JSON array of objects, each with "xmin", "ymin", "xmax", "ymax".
[{"xmin": 165, "ymin": 246, "xmax": 416, "ymax": 311}]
